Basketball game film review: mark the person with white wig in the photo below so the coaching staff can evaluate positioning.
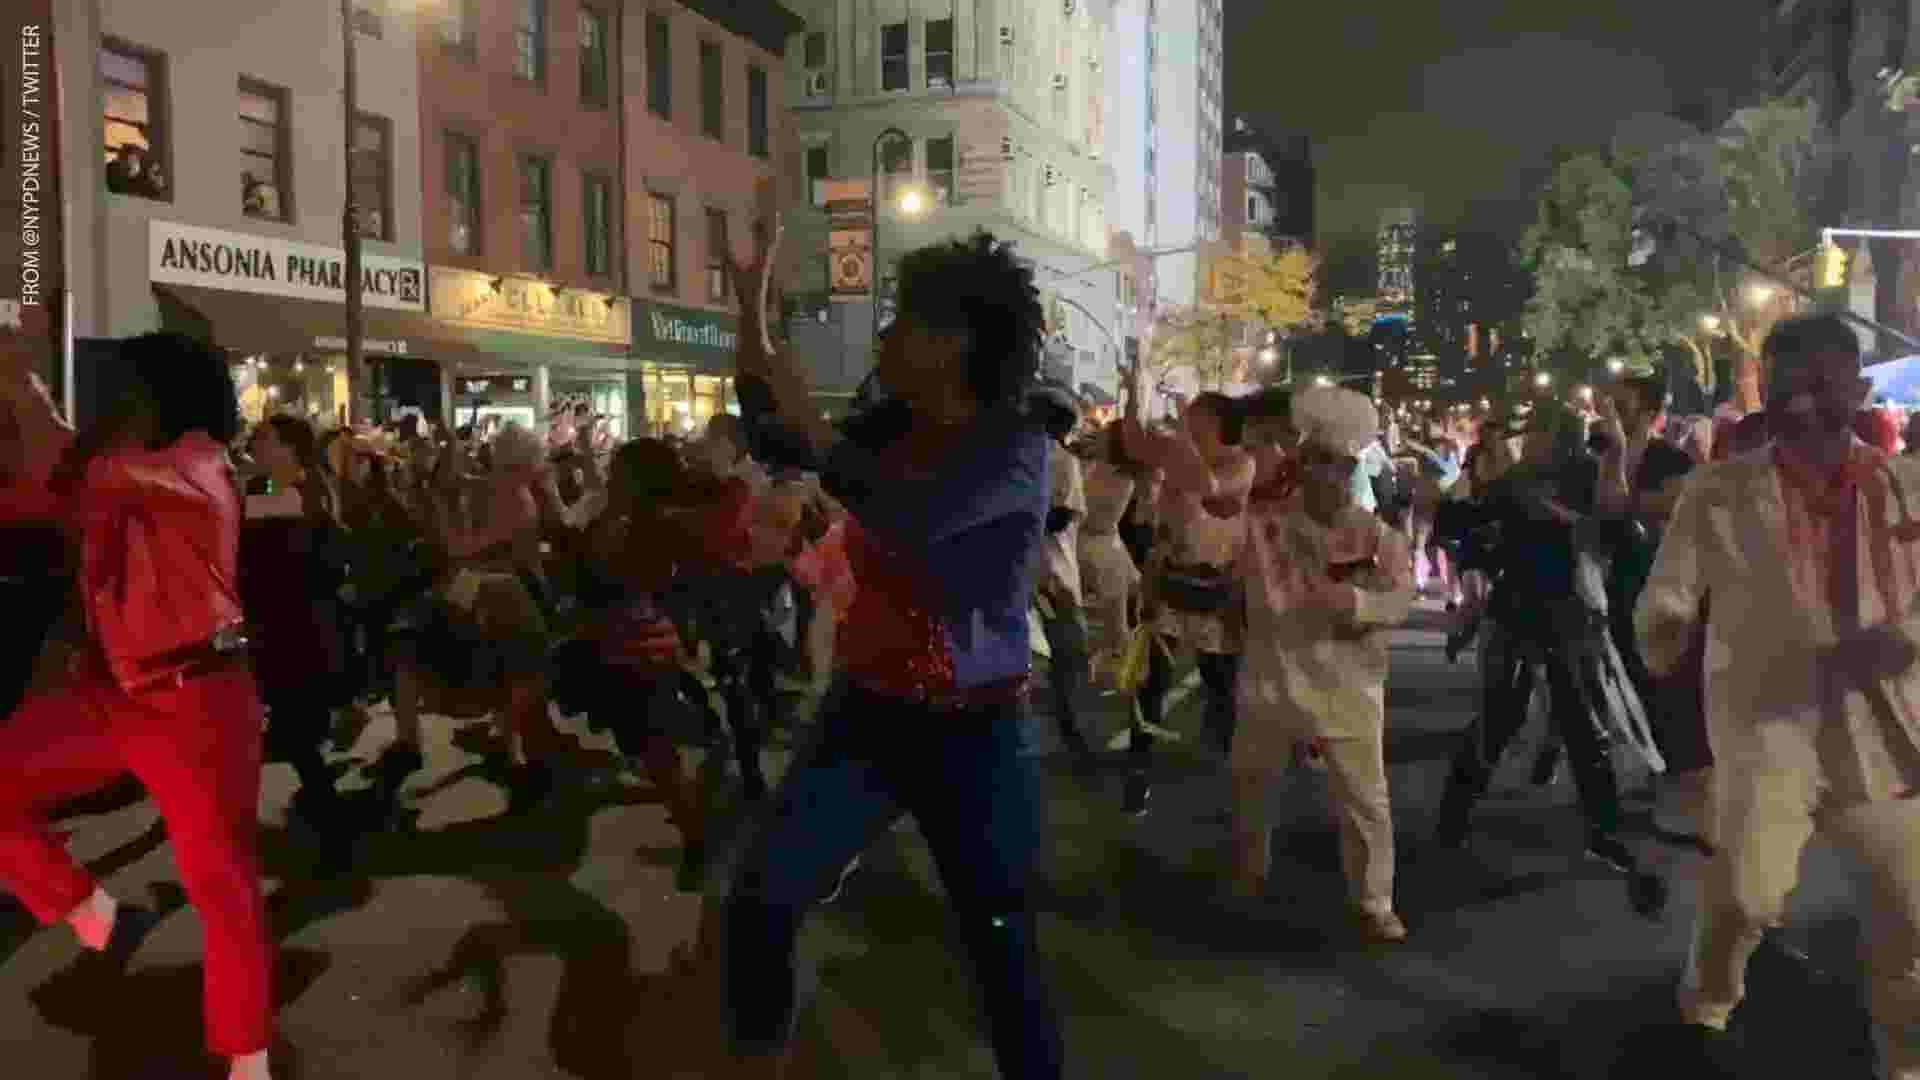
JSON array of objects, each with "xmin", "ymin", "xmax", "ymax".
[{"xmin": 1229, "ymin": 384, "xmax": 1415, "ymax": 943}]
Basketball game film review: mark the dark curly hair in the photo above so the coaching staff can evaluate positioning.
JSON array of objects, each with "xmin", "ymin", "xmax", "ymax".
[
  {"xmin": 123, "ymin": 332, "xmax": 242, "ymax": 446},
  {"xmin": 893, "ymin": 230, "xmax": 1045, "ymax": 410}
]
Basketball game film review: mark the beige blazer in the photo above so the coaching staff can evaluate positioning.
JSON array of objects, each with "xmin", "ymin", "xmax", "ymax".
[{"xmin": 1636, "ymin": 444, "xmax": 1920, "ymax": 807}]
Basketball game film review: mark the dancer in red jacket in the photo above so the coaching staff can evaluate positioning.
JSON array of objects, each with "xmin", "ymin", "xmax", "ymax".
[{"xmin": 0, "ymin": 333, "xmax": 274, "ymax": 1080}]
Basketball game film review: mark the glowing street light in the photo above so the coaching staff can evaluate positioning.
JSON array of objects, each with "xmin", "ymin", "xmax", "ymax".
[
  {"xmin": 1533, "ymin": 371, "xmax": 1553, "ymax": 389},
  {"xmin": 897, "ymin": 187, "xmax": 928, "ymax": 217},
  {"xmin": 1314, "ymin": 375, "xmax": 1333, "ymax": 386},
  {"xmin": 1607, "ymin": 358, "xmax": 1625, "ymax": 375}
]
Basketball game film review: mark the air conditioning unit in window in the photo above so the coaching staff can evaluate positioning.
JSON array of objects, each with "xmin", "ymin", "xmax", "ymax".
[
  {"xmin": 806, "ymin": 71, "xmax": 831, "ymax": 95},
  {"xmin": 1050, "ymin": 73, "xmax": 1068, "ymax": 90},
  {"xmin": 998, "ymin": 25, "xmax": 1015, "ymax": 45}
]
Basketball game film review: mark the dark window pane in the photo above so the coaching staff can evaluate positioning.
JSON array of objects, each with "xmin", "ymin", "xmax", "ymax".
[
  {"xmin": 926, "ymin": 136, "xmax": 954, "ymax": 204},
  {"xmin": 648, "ymin": 194, "xmax": 675, "ymax": 290},
  {"xmin": 706, "ymin": 209, "xmax": 729, "ymax": 301},
  {"xmin": 446, "ymin": 134, "xmax": 479, "ymax": 254},
  {"xmin": 647, "ymin": 14, "xmax": 671, "ymax": 118},
  {"xmin": 584, "ymin": 175, "xmax": 610, "ymax": 276},
  {"xmin": 880, "ymin": 22, "xmax": 908, "ymax": 91},
  {"xmin": 700, "ymin": 41, "xmax": 723, "ymax": 139},
  {"xmin": 804, "ymin": 32, "xmax": 826, "ymax": 68},
  {"xmin": 515, "ymin": 0, "xmax": 546, "ymax": 83},
  {"xmin": 747, "ymin": 66, "xmax": 768, "ymax": 158},
  {"xmin": 579, "ymin": 7, "xmax": 609, "ymax": 105},
  {"xmin": 926, "ymin": 18, "xmax": 953, "ymax": 87},
  {"xmin": 521, "ymin": 157, "xmax": 551, "ymax": 270},
  {"xmin": 352, "ymin": 115, "xmax": 390, "ymax": 240}
]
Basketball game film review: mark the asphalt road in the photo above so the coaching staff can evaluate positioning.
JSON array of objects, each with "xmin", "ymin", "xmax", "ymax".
[{"xmin": 0, "ymin": 601, "xmax": 1883, "ymax": 1079}]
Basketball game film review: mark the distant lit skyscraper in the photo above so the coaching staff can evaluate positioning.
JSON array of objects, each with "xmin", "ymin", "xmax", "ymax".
[{"xmin": 1377, "ymin": 207, "xmax": 1418, "ymax": 312}]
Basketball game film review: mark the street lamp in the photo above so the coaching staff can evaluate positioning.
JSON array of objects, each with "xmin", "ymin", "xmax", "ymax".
[
  {"xmin": 1314, "ymin": 375, "xmax": 1333, "ymax": 387},
  {"xmin": 1607, "ymin": 358, "xmax": 1625, "ymax": 375},
  {"xmin": 870, "ymin": 127, "xmax": 925, "ymax": 355},
  {"xmin": 1534, "ymin": 371, "xmax": 1552, "ymax": 389}
]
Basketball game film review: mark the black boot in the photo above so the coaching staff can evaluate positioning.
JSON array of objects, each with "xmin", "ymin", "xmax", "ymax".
[
  {"xmin": 1121, "ymin": 771, "xmax": 1152, "ymax": 817},
  {"xmin": 1434, "ymin": 764, "xmax": 1483, "ymax": 850}
]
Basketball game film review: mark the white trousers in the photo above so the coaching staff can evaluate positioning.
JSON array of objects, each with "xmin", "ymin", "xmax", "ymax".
[
  {"xmin": 1230, "ymin": 732, "xmax": 1395, "ymax": 915},
  {"xmin": 1683, "ymin": 788, "xmax": 1920, "ymax": 1078}
]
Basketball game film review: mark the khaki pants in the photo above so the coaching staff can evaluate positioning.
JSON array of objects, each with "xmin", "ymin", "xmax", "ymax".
[
  {"xmin": 1683, "ymin": 786, "xmax": 1920, "ymax": 1078},
  {"xmin": 1231, "ymin": 732, "xmax": 1395, "ymax": 915}
]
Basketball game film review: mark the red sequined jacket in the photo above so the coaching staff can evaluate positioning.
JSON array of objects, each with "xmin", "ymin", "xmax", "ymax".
[{"xmin": 1, "ymin": 430, "xmax": 247, "ymax": 692}]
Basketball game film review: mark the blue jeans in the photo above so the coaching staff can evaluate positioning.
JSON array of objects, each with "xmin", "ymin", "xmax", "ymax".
[{"xmin": 722, "ymin": 679, "xmax": 1065, "ymax": 1079}]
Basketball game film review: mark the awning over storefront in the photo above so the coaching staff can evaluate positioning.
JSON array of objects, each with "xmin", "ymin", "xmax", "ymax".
[
  {"xmin": 158, "ymin": 284, "xmax": 634, "ymax": 372},
  {"xmin": 156, "ymin": 284, "xmax": 458, "ymax": 359}
]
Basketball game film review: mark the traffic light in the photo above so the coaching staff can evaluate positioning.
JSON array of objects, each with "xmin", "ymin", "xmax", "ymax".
[{"xmin": 1819, "ymin": 242, "xmax": 1850, "ymax": 289}]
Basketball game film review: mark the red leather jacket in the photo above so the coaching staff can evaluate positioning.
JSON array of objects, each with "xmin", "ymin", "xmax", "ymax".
[{"xmin": 2, "ymin": 431, "xmax": 245, "ymax": 692}]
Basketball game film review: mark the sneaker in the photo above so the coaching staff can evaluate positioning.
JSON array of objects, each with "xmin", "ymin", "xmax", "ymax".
[
  {"xmin": 1357, "ymin": 908, "xmax": 1409, "ymax": 944},
  {"xmin": 1121, "ymin": 772, "xmax": 1152, "ymax": 817}
]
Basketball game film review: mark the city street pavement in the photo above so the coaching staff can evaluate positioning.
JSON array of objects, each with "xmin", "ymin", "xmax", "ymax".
[{"xmin": 0, "ymin": 600, "xmax": 1884, "ymax": 1079}]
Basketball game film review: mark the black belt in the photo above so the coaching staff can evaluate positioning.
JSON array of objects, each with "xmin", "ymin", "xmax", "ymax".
[{"xmin": 122, "ymin": 624, "xmax": 253, "ymax": 684}]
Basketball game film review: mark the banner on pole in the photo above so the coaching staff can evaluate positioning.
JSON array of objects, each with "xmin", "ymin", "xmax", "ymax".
[{"xmin": 824, "ymin": 179, "xmax": 872, "ymax": 302}]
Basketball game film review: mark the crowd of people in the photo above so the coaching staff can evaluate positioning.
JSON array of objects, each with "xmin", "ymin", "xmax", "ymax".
[{"xmin": 0, "ymin": 221, "xmax": 1917, "ymax": 1079}]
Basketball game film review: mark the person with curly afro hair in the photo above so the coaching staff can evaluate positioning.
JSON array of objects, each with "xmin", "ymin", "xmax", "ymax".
[{"xmin": 708, "ymin": 228, "xmax": 1064, "ymax": 1078}]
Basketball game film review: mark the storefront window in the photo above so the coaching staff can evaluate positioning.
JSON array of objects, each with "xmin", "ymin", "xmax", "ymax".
[
  {"xmin": 651, "ymin": 369, "xmax": 694, "ymax": 436},
  {"xmin": 233, "ymin": 353, "xmax": 348, "ymax": 429},
  {"xmin": 693, "ymin": 375, "xmax": 727, "ymax": 427},
  {"xmin": 550, "ymin": 376, "xmax": 628, "ymax": 441}
]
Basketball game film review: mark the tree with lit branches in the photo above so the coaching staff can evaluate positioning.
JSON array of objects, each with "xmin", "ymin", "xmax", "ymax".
[{"xmin": 1522, "ymin": 99, "xmax": 1830, "ymax": 410}]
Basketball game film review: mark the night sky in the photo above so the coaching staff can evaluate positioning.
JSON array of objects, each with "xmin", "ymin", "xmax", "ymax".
[{"xmin": 1224, "ymin": 0, "xmax": 1767, "ymax": 287}]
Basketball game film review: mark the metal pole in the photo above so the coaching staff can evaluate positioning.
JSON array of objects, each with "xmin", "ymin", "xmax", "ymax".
[
  {"xmin": 341, "ymin": 0, "xmax": 365, "ymax": 426},
  {"xmin": 870, "ymin": 127, "xmax": 909, "ymax": 360},
  {"xmin": 1654, "ymin": 211, "xmax": 1920, "ymax": 352}
]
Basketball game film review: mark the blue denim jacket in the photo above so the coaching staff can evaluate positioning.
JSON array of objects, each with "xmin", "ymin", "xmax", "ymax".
[{"xmin": 736, "ymin": 377, "xmax": 1049, "ymax": 688}]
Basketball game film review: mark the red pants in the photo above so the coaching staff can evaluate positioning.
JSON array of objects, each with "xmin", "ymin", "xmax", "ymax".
[{"xmin": 0, "ymin": 663, "xmax": 272, "ymax": 1056}]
